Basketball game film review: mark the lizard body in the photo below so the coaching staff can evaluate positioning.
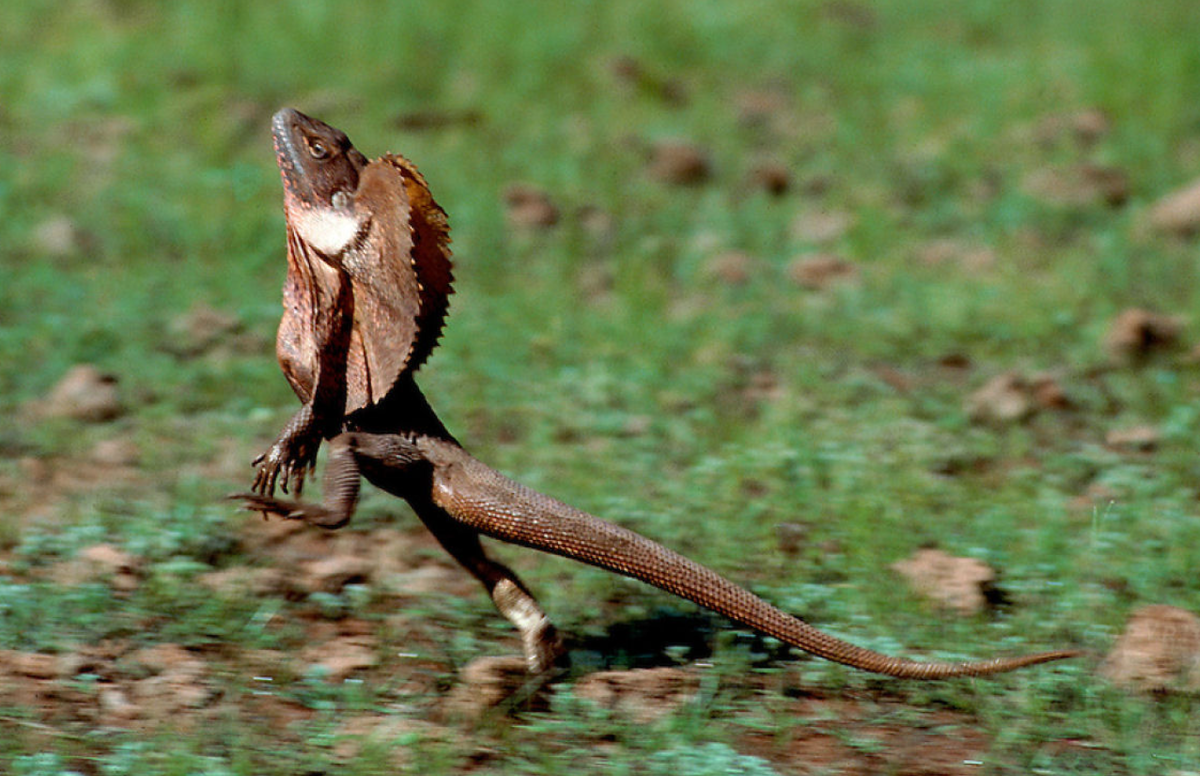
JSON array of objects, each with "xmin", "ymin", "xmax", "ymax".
[{"xmin": 237, "ymin": 109, "xmax": 1077, "ymax": 679}]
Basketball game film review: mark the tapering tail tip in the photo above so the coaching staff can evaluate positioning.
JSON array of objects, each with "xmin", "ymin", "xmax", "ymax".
[{"xmin": 878, "ymin": 648, "xmax": 1081, "ymax": 680}]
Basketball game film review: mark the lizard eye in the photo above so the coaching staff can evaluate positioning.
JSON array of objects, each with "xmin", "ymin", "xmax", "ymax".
[{"xmin": 307, "ymin": 139, "xmax": 330, "ymax": 159}]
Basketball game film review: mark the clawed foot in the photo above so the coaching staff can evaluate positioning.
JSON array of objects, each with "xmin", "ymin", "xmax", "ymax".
[
  {"xmin": 228, "ymin": 492, "xmax": 349, "ymax": 529},
  {"xmin": 251, "ymin": 434, "xmax": 319, "ymax": 497}
]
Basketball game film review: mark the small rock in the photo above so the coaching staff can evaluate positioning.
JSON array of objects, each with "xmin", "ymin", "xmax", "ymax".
[
  {"xmin": 32, "ymin": 215, "xmax": 82, "ymax": 256},
  {"xmin": 786, "ymin": 253, "xmax": 858, "ymax": 290},
  {"xmin": 573, "ymin": 667, "xmax": 700, "ymax": 723},
  {"xmin": 1105, "ymin": 308, "xmax": 1184, "ymax": 362},
  {"xmin": 503, "ymin": 183, "xmax": 559, "ymax": 229},
  {"xmin": 647, "ymin": 140, "xmax": 711, "ymax": 186},
  {"xmin": 965, "ymin": 372, "xmax": 1034, "ymax": 424},
  {"xmin": 703, "ymin": 251, "xmax": 756, "ymax": 286},
  {"xmin": 790, "ymin": 209, "xmax": 854, "ymax": 243},
  {"xmin": 90, "ymin": 438, "xmax": 140, "ymax": 467},
  {"xmin": 1105, "ymin": 425, "xmax": 1160, "ymax": 452},
  {"xmin": 1149, "ymin": 178, "xmax": 1200, "ymax": 236},
  {"xmin": 1101, "ymin": 605, "xmax": 1200, "ymax": 692},
  {"xmin": 37, "ymin": 364, "xmax": 123, "ymax": 422},
  {"xmin": 746, "ymin": 162, "xmax": 792, "ymax": 196},
  {"xmin": 444, "ymin": 655, "xmax": 530, "ymax": 718},
  {"xmin": 891, "ymin": 548, "xmax": 998, "ymax": 616}
]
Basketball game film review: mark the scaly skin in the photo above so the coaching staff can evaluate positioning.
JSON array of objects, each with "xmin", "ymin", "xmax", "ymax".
[{"xmin": 237, "ymin": 109, "xmax": 1079, "ymax": 679}]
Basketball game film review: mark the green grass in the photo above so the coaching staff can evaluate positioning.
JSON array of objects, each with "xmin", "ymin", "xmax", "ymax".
[{"xmin": 4, "ymin": 0, "xmax": 1200, "ymax": 772}]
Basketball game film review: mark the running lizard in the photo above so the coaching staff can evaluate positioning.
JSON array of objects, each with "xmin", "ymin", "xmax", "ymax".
[{"xmin": 234, "ymin": 108, "xmax": 1077, "ymax": 678}]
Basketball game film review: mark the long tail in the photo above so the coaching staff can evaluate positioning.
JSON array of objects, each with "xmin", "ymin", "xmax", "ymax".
[{"xmin": 424, "ymin": 442, "xmax": 1078, "ymax": 679}]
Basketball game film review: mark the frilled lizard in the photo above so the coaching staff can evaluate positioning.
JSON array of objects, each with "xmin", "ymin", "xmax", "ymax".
[{"xmin": 234, "ymin": 108, "xmax": 1077, "ymax": 678}]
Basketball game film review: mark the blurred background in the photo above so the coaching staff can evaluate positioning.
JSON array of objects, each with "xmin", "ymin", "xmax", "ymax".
[{"xmin": 3, "ymin": 1, "xmax": 1200, "ymax": 772}]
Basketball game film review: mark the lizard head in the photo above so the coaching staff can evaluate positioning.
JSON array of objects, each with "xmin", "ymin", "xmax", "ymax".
[{"xmin": 272, "ymin": 108, "xmax": 370, "ymax": 256}]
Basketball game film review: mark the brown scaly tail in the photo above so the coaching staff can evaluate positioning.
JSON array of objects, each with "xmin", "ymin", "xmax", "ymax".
[{"xmin": 426, "ymin": 441, "xmax": 1078, "ymax": 678}]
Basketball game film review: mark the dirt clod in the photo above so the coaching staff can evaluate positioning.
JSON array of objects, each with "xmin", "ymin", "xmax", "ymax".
[
  {"xmin": 1105, "ymin": 308, "xmax": 1183, "ymax": 362},
  {"xmin": 891, "ymin": 548, "xmax": 997, "ymax": 616},
  {"xmin": 1101, "ymin": 605, "xmax": 1200, "ymax": 692},
  {"xmin": 786, "ymin": 253, "xmax": 858, "ymax": 290},
  {"xmin": 966, "ymin": 372, "xmax": 1069, "ymax": 424},
  {"xmin": 1022, "ymin": 164, "xmax": 1129, "ymax": 208},
  {"xmin": 51, "ymin": 543, "xmax": 142, "ymax": 592},
  {"xmin": 747, "ymin": 162, "xmax": 792, "ymax": 196},
  {"xmin": 791, "ymin": 209, "xmax": 854, "ymax": 243},
  {"xmin": 914, "ymin": 239, "xmax": 996, "ymax": 272},
  {"xmin": 503, "ymin": 183, "xmax": 560, "ymax": 229},
  {"xmin": 734, "ymin": 88, "xmax": 790, "ymax": 129},
  {"xmin": 1149, "ymin": 178, "xmax": 1200, "ymax": 236},
  {"xmin": 301, "ymin": 636, "xmax": 378, "ymax": 682},
  {"xmin": 0, "ymin": 651, "xmax": 60, "ymax": 679},
  {"xmin": 36, "ymin": 364, "xmax": 123, "ymax": 422},
  {"xmin": 647, "ymin": 140, "xmax": 711, "ymax": 186},
  {"xmin": 89, "ymin": 438, "xmax": 140, "ymax": 467},
  {"xmin": 1033, "ymin": 108, "xmax": 1111, "ymax": 148},
  {"xmin": 199, "ymin": 566, "xmax": 290, "ymax": 597},
  {"xmin": 703, "ymin": 251, "xmax": 757, "ymax": 286},
  {"xmin": 966, "ymin": 374, "xmax": 1028, "ymax": 423},
  {"xmin": 573, "ymin": 667, "xmax": 700, "ymax": 723},
  {"xmin": 302, "ymin": 554, "xmax": 373, "ymax": 593},
  {"xmin": 444, "ymin": 656, "xmax": 531, "ymax": 719},
  {"xmin": 1105, "ymin": 425, "xmax": 1159, "ymax": 452},
  {"xmin": 168, "ymin": 304, "xmax": 242, "ymax": 356}
]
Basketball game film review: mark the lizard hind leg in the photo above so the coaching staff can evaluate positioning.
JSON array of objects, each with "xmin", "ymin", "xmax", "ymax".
[{"xmin": 414, "ymin": 512, "xmax": 563, "ymax": 673}]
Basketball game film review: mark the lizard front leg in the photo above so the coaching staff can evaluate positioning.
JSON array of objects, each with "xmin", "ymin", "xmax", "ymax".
[
  {"xmin": 252, "ymin": 403, "xmax": 323, "ymax": 497},
  {"xmin": 241, "ymin": 432, "xmax": 411, "ymax": 526}
]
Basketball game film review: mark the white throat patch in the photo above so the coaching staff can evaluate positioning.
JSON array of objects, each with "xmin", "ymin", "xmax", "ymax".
[{"xmin": 292, "ymin": 204, "xmax": 364, "ymax": 256}]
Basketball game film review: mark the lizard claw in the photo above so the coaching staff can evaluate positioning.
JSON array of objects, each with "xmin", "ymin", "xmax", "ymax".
[
  {"xmin": 228, "ymin": 493, "xmax": 348, "ymax": 530},
  {"xmin": 251, "ymin": 437, "xmax": 317, "ymax": 497},
  {"xmin": 228, "ymin": 492, "xmax": 301, "ymax": 519}
]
